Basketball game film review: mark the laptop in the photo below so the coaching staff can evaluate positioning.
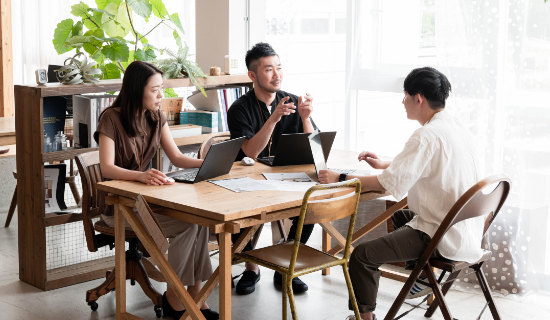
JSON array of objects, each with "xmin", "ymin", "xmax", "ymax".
[
  {"xmin": 309, "ymin": 131, "xmax": 328, "ymax": 177},
  {"xmin": 257, "ymin": 131, "xmax": 336, "ymax": 166},
  {"xmin": 309, "ymin": 131, "xmax": 371, "ymax": 177},
  {"xmin": 167, "ymin": 137, "xmax": 245, "ymax": 183}
]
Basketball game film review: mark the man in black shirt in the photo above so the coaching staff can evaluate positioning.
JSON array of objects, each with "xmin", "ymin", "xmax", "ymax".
[{"xmin": 227, "ymin": 42, "xmax": 317, "ymax": 295}]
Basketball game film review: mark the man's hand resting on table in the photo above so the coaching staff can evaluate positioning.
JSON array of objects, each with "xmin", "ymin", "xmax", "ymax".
[
  {"xmin": 318, "ymin": 169, "xmax": 340, "ymax": 184},
  {"xmin": 358, "ymin": 151, "xmax": 391, "ymax": 170}
]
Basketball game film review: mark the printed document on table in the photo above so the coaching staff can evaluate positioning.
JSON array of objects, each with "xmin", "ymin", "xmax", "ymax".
[
  {"xmin": 208, "ymin": 177, "xmax": 259, "ymax": 193},
  {"xmin": 209, "ymin": 176, "xmax": 317, "ymax": 193},
  {"xmin": 262, "ymin": 172, "xmax": 314, "ymax": 182}
]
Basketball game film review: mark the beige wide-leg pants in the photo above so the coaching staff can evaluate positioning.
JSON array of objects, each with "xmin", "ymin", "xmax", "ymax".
[{"xmin": 102, "ymin": 213, "xmax": 213, "ymax": 286}]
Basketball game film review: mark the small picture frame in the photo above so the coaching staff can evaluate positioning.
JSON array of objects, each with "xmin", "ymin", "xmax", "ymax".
[{"xmin": 35, "ymin": 69, "xmax": 48, "ymax": 85}]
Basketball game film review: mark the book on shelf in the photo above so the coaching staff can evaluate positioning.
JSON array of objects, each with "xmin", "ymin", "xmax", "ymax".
[
  {"xmin": 43, "ymin": 96, "xmax": 68, "ymax": 145},
  {"xmin": 44, "ymin": 164, "xmax": 67, "ymax": 214},
  {"xmin": 180, "ymin": 110, "xmax": 218, "ymax": 134},
  {"xmin": 161, "ymin": 97, "xmax": 184, "ymax": 126},
  {"xmin": 73, "ymin": 94, "xmax": 116, "ymax": 148},
  {"xmin": 186, "ymin": 85, "xmax": 249, "ymax": 132}
]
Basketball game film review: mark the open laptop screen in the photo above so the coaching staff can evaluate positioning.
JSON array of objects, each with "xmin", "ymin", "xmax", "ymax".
[{"xmin": 308, "ymin": 131, "xmax": 327, "ymax": 177}]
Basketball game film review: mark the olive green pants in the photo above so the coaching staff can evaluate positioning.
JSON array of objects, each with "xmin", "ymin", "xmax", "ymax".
[{"xmin": 348, "ymin": 210, "xmax": 433, "ymax": 313}]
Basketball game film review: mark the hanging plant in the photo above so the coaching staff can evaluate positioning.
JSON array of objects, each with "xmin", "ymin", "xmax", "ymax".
[
  {"xmin": 56, "ymin": 52, "xmax": 102, "ymax": 85},
  {"xmin": 157, "ymin": 43, "xmax": 211, "ymax": 97}
]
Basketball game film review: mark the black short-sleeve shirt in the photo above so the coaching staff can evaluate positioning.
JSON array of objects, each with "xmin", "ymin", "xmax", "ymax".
[{"xmin": 227, "ymin": 89, "xmax": 318, "ymax": 161}]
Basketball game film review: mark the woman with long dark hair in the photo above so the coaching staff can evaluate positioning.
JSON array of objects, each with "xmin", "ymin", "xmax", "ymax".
[{"xmin": 95, "ymin": 61, "xmax": 218, "ymax": 320}]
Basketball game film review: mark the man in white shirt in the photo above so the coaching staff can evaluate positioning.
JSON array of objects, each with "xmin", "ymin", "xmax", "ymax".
[{"xmin": 318, "ymin": 67, "xmax": 481, "ymax": 320}]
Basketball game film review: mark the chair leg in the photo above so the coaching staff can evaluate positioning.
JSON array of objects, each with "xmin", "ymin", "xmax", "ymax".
[
  {"xmin": 4, "ymin": 186, "xmax": 17, "ymax": 227},
  {"xmin": 342, "ymin": 263, "xmax": 361, "ymax": 320},
  {"xmin": 69, "ymin": 180, "xmax": 81, "ymax": 205},
  {"xmin": 473, "ymin": 263, "xmax": 502, "ymax": 320},
  {"xmin": 287, "ymin": 276, "xmax": 298, "ymax": 320},
  {"xmin": 423, "ymin": 264, "xmax": 453, "ymax": 320},
  {"xmin": 424, "ymin": 270, "xmax": 460, "ymax": 318},
  {"xmin": 282, "ymin": 273, "xmax": 288, "ymax": 320},
  {"xmin": 384, "ymin": 265, "xmax": 424, "ymax": 320},
  {"xmin": 129, "ymin": 259, "xmax": 163, "ymax": 308},
  {"xmin": 86, "ymin": 267, "xmax": 117, "ymax": 303}
]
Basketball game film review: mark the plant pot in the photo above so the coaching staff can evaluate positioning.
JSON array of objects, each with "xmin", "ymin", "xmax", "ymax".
[{"xmin": 181, "ymin": 70, "xmax": 189, "ymax": 77}]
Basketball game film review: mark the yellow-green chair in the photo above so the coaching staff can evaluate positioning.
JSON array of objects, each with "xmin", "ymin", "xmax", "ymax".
[{"xmin": 233, "ymin": 179, "xmax": 362, "ymax": 320}]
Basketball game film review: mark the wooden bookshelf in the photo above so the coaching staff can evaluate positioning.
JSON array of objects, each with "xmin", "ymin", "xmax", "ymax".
[{"xmin": 14, "ymin": 74, "xmax": 253, "ymax": 291}]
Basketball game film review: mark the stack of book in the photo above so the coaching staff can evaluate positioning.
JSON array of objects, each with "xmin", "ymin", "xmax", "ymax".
[
  {"xmin": 180, "ymin": 110, "xmax": 219, "ymax": 134},
  {"xmin": 185, "ymin": 86, "xmax": 250, "ymax": 132}
]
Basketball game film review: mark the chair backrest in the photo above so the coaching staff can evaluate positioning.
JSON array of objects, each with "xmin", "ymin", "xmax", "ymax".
[
  {"xmin": 288, "ymin": 179, "xmax": 362, "ymax": 273},
  {"xmin": 198, "ymin": 132, "xmax": 232, "ymax": 159},
  {"xmin": 75, "ymin": 151, "xmax": 104, "ymax": 252},
  {"xmin": 418, "ymin": 174, "xmax": 511, "ymax": 265}
]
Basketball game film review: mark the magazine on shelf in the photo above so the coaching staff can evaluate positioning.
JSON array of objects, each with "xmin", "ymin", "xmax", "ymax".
[{"xmin": 44, "ymin": 164, "xmax": 67, "ymax": 214}]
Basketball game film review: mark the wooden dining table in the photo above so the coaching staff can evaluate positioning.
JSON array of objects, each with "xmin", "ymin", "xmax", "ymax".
[{"xmin": 96, "ymin": 149, "xmax": 390, "ymax": 320}]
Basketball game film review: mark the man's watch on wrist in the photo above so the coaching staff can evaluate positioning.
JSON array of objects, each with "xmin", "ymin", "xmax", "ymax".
[{"xmin": 338, "ymin": 173, "xmax": 348, "ymax": 182}]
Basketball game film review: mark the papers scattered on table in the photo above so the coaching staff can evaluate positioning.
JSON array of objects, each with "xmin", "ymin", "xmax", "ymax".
[
  {"xmin": 209, "ymin": 176, "xmax": 317, "ymax": 193},
  {"xmin": 262, "ymin": 172, "xmax": 315, "ymax": 182},
  {"xmin": 328, "ymin": 168, "xmax": 371, "ymax": 176}
]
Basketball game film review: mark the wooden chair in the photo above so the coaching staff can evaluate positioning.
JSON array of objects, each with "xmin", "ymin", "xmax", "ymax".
[
  {"xmin": 385, "ymin": 174, "xmax": 511, "ymax": 320},
  {"xmin": 75, "ymin": 151, "xmax": 164, "ymax": 318},
  {"xmin": 198, "ymin": 132, "xmax": 231, "ymax": 159},
  {"xmin": 233, "ymin": 179, "xmax": 363, "ymax": 320},
  {"xmin": 5, "ymin": 165, "xmax": 80, "ymax": 228}
]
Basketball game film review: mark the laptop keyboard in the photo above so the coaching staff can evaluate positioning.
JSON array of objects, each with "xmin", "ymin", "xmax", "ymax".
[{"xmin": 171, "ymin": 169, "xmax": 199, "ymax": 181}]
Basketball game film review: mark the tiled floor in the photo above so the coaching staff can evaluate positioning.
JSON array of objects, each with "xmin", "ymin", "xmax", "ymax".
[{"xmin": 1, "ymin": 211, "xmax": 548, "ymax": 320}]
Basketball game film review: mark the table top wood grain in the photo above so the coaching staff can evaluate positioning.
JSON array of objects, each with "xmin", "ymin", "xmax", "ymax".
[{"xmin": 97, "ymin": 150, "xmax": 381, "ymax": 222}]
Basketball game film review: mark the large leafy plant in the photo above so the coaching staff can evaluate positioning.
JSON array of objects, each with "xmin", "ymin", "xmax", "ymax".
[{"xmin": 53, "ymin": 0, "xmax": 186, "ymax": 81}]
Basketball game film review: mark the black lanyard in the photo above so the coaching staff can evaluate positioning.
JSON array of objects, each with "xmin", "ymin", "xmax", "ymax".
[{"xmin": 255, "ymin": 96, "xmax": 278, "ymax": 157}]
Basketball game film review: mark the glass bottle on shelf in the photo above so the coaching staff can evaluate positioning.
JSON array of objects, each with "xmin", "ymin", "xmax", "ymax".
[
  {"xmin": 60, "ymin": 132, "xmax": 67, "ymax": 150},
  {"xmin": 43, "ymin": 131, "xmax": 51, "ymax": 153},
  {"xmin": 53, "ymin": 131, "xmax": 62, "ymax": 152}
]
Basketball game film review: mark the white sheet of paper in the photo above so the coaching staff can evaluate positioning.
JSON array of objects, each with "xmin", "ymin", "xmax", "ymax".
[
  {"xmin": 328, "ymin": 168, "xmax": 371, "ymax": 176},
  {"xmin": 209, "ymin": 176, "xmax": 317, "ymax": 193},
  {"xmin": 262, "ymin": 172, "xmax": 314, "ymax": 182}
]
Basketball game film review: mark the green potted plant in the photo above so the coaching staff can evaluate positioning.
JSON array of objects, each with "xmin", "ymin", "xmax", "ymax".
[
  {"xmin": 157, "ymin": 43, "xmax": 211, "ymax": 96},
  {"xmin": 52, "ymin": 0, "xmax": 185, "ymax": 85}
]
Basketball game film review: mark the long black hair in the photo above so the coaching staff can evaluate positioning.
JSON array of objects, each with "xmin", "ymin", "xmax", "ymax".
[
  {"xmin": 101, "ymin": 61, "xmax": 164, "ymax": 137},
  {"xmin": 403, "ymin": 67, "xmax": 452, "ymax": 110}
]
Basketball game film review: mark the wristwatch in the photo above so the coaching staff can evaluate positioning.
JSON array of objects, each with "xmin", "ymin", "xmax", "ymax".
[{"xmin": 338, "ymin": 173, "xmax": 348, "ymax": 182}]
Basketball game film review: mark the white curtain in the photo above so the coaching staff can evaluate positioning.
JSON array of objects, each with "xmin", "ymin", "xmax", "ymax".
[
  {"xmin": 350, "ymin": 0, "xmax": 550, "ymax": 297},
  {"xmin": 11, "ymin": 0, "xmax": 196, "ymax": 86},
  {"xmin": 267, "ymin": 0, "xmax": 550, "ymax": 298}
]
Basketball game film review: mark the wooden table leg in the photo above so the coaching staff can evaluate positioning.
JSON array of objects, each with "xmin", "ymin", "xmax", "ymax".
[
  {"xmin": 181, "ymin": 225, "xmax": 260, "ymax": 320},
  {"xmin": 322, "ymin": 229, "xmax": 331, "ymax": 275},
  {"xmin": 115, "ymin": 204, "xmax": 127, "ymax": 317},
  {"xmin": 219, "ymin": 232, "xmax": 232, "ymax": 320}
]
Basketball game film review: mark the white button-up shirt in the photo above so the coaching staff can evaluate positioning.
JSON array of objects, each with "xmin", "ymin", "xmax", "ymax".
[{"xmin": 377, "ymin": 109, "xmax": 484, "ymax": 263}]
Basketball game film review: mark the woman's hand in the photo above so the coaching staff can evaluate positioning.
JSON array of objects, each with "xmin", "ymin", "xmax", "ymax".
[
  {"xmin": 139, "ymin": 169, "xmax": 174, "ymax": 186},
  {"xmin": 318, "ymin": 169, "xmax": 340, "ymax": 184},
  {"xmin": 358, "ymin": 151, "xmax": 388, "ymax": 170}
]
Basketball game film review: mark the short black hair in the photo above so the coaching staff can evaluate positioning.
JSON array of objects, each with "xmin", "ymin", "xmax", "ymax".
[
  {"xmin": 245, "ymin": 42, "xmax": 279, "ymax": 73},
  {"xmin": 403, "ymin": 67, "xmax": 451, "ymax": 110}
]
